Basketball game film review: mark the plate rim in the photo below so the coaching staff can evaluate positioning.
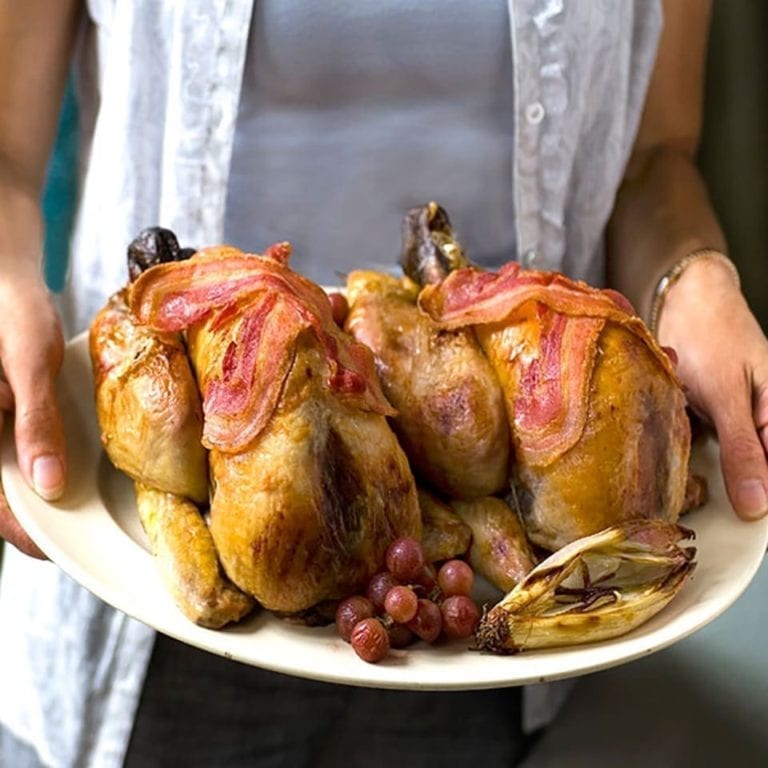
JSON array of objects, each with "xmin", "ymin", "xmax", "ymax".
[{"xmin": 1, "ymin": 331, "xmax": 766, "ymax": 690}]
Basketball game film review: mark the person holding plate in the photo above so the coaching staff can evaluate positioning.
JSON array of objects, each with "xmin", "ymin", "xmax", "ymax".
[{"xmin": 1, "ymin": 1, "xmax": 767, "ymax": 767}]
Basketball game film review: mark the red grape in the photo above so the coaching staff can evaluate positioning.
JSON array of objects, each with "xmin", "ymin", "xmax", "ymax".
[
  {"xmin": 385, "ymin": 537, "xmax": 425, "ymax": 582},
  {"xmin": 437, "ymin": 559, "xmax": 474, "ymax": 597},
  {"xmin": 406, "ymin": 598, "xmax": 443, "ymax": 643},
  {"xmin": 350, "ymin": 618, "xmax": 390, "ymax": 663},
  {"xmin": 335, "ymin": 596, "xmax": 374, "ymax": 642},
  {"xmin": 387, "ymin": 622, "xmax": 416, "ymax": 649},
  {"xmin": 384, "ymin": 585, "xmax": 418, "ymax": 624},
  {"xmin": 440, "ymin": 595, "xmax": 480, "ymax": 639},
  {"xmin": 338, "ymin": 548, "xmax": 480, "ymax": 662},
  {"xmin": 366, "ymin": 571, "xmax": 400, "ymax": 612}
]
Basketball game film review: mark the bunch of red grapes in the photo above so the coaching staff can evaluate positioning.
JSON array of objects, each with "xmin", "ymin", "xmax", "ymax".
[{"xmin": 335, "ymin": 537, "xmax": 481, "ymax": 663}]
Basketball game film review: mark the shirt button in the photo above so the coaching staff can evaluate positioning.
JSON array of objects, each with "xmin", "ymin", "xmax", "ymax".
[
  {"xmin": 523, "ymin": 248, "xmax": 538, "ymax": 267},
  {"xmin": 525, "ymin": 101, "xmax": 545, "ymax": 125}
]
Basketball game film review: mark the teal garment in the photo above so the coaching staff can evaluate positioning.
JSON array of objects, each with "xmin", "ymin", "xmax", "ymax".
[{"xmin": 42, "ymin": 79, "xmax": 78, "ymax": 294}]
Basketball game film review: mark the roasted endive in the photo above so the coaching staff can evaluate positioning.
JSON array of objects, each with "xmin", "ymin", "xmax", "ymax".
[{"xmin": 475, "ymin": 520, "xmax": 696, "ymax": 654}]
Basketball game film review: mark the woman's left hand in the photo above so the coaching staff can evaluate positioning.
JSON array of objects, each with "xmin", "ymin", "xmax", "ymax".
[{"xmin": 657, "ymin": 256, "xmax": 768, "ymax": 521}]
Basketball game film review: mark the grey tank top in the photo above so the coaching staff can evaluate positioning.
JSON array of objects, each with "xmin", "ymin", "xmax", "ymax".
[{"xmin": 224, "ymin": 0, "xmax": 516, "ymax": 285}]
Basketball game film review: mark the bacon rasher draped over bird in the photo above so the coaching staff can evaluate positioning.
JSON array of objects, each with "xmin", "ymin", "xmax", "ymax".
[
  {"xmin": 129, "ymin": 242, "xmax": 394, "ymax": 453},
  {"xmin": 417, "ymin": 261, "xmax": 681, "ymax": 468}
]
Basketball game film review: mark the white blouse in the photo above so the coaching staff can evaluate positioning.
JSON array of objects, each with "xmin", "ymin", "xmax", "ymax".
[{"xmin": 59, "ymin": 0, "xmax": 662, "ymax": 335}]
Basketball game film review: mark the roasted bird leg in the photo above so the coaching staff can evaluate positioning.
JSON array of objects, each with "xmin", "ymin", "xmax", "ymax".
[
  {"xmin": 135, "ymin": 483, "xmax": 254, "ymax": 628},
  {"xmin": 399, "ymin": 201, "xmax": 470, "ymax": 286},
  {"xmin": 345, "ymin": 203, "xmax": 510, "ymax": 499},
  {"xmin": 90, "ymin": 288, "xmax": 208, "ymax": 503},
  {"xmin": 418, "ymin": 488, "xmax": 472, "ymax": 564},
  {"xmin": 449, "ymin": 496, "xmax": 536, "ymax": 593},
  {"xmin": 90, "ymin": 228, "xmax": 255, "ymax": 627}
]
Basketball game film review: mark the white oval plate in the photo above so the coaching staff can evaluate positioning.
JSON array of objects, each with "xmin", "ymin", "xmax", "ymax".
[{"xmin": 2, "ymin": 332, "xmax": 766, "ymax": 690}]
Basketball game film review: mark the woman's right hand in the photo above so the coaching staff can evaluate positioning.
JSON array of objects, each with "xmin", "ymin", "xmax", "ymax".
[{"xmin": 0, "ymin": 269, "xmax": 67, "ymax": 559}]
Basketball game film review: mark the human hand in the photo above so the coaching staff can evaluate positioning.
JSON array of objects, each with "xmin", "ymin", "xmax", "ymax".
[
  {"xmin": 657, "ymin": 257, "xmax": 768, "ymax": 521},
  {"xmin": 0, "ymin": 269, "xmax": 66, "ymax": 558}
]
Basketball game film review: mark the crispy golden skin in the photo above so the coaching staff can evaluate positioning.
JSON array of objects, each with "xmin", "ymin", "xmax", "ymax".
[
  {"xmin": 190, "ymin": 326, "xmax": 421, "ymax": 613},
  {"xmin": 477, "ymin": 320, "xmax": 690, "ymax": 552},
  {"xmin": 449, "ymin": 496, "xmax": 536, "ymax": 592},
  {"xmin": 89, "ymin": 291, "xmax": 208, "ymax": 503},
  {"xmin": 345, "ymin": 270, "xmax": 510, "ymax": 499},
  {"xmin": 91, "ymin": 291, "xmax": 254, "ymax": 627},
  {"xmin": 418, "ymin": 488, "xmax": 472, "ymax": 564},
  {"xmin": 135, "ymin": 483, "xmax": 255, "ymax": 628}
]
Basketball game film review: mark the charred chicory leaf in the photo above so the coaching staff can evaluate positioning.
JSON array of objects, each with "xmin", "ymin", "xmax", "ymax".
[{"xmin": 475, "ymin": 519, "xmax": 696, "ymax": 653}]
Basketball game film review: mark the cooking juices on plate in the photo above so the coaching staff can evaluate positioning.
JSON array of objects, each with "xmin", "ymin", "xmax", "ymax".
[{"xmin": 88, "ymin": 204, "xmax": 702, "ymax": 663}]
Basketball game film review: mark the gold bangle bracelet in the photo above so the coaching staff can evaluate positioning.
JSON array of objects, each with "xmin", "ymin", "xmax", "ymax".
[{"xmin": 648, "ymin": 248, "xmax": 740, "ymax": 336}]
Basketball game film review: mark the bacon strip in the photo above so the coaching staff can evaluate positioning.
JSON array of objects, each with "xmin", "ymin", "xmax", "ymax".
[
  {"xmin": 418, "ymin": 264, "xmax": 680, "ymax": 466},
  {"xmin": 200, "ymin": 292, "xmax": 298, "ymax": 451},
  {"xmin": 418, "ymin": 262, "xmax": 678, "ymax": 381},
  {"xmin": 419, "ymin": 262, "xmax": 636, "ymax": 325},
  {"xmin": 513, "ymin": 312, "xmax": 605, "ymax": 465},
  {"xmin": 129, "ymin": 246, "xmax": 394, "ymax": 452}
]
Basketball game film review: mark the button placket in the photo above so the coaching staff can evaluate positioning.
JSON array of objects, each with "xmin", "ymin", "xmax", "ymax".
[
  {"xmin": 164, "ymin": 1, "xmax": 254, "ymax": 247},
  {"xmin": 525, "ymin": 101, "xmax": 545, "ymax": 124},
  {"xmin": 508, "ymin": 0, "xmax": 544, "ymax": 273}
]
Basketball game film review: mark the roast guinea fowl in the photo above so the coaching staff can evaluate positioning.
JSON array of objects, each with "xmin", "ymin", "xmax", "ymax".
[
  {"xmin": 344, "ymin": 202, "xmax": 698, "ymax": 649},
  {"xmin": 345, "ymin": 205, "xmax": 510, "ymax": 501},
  {"xmin": 414, "ymin": 215, "xmax": 691, "ymax": 553},
  {"xmin": 90, "ymin": 230, "xmax": 421, "ymax": 624}
]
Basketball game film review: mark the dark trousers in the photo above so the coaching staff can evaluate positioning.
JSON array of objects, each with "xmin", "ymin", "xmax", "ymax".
[{"xmin": 124, "ymin": 633, "xmax": 527, "ymax": 768}]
